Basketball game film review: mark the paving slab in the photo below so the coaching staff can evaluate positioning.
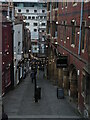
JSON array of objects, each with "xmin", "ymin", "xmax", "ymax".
[{"xmin": 3, "ymin": 71, "xmax": 81, "ymax": 119}]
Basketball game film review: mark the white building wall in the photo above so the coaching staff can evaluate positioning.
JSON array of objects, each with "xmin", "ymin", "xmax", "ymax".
[
  {"xmin": 14, "ymin": 24, "xmax": 23, "ymax": 58},
  {"xmin": 14, "ymin": 2, "xmax": 47, "ymax": 53},
  {"xmin": 13, "ymin": 23, "xmax": 23, "ymax": 85},
  {"xmin": 32, "ymin": 45, "xmax": 39, "ymax": 53},
  {"xmin": 15, "ymin": 6, "xmax": 47, "ymax": 40}
]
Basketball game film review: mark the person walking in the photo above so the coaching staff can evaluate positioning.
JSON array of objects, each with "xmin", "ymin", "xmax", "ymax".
[
  {"xmin": 30, "ymin": 71, "xmax": 35, "ymax": 83},
  {"xmin": 1, "ymin": 104, "xmax": 8, "ymax": 120}
]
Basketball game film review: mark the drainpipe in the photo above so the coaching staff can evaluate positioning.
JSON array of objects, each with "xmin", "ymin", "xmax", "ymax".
[
  {"xmin": 78, "ymin": 0, "xmax": 84, "ymax": 55},
  {"xmin": 8, "ymin": 3, "xmax": 10, "ymax": 19}
]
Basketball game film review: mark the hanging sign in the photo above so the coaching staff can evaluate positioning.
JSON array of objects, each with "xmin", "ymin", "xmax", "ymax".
[{"xmin": 56, "ymin": 56, "xmax": 68, "ymax": 68}]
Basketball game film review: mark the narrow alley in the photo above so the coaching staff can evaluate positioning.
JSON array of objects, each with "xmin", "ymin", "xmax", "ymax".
[{"xmin": 3, "ymin": 70, "xmax": 81, "ymax": 119}]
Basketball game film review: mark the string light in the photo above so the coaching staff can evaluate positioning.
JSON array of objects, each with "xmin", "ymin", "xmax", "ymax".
[
  {"xmin": 88, "ymin": 16, "xmax": 90, "ymax": 19},
  {"xmin": 77, "ymin": 32, "xmax": 80, "ymax": 35},
  {"xmin": 67, "ymin": 37, "xmax": 69, "ymax": 39},
  {"xmin": 7, "ymin": 52, "xmax": 9, "ymax": 55}
]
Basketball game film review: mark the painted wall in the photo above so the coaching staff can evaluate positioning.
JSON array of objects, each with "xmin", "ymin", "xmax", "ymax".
[{"xmin": 13, "ymin": 23, "xmax": 23, "ymax": 85}]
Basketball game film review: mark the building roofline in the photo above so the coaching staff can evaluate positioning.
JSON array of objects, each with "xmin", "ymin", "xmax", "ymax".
[{"xmin": 1, "ymin": 0, "xmax": 46, "ymax": 3}]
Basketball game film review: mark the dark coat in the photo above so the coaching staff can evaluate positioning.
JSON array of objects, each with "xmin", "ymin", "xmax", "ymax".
[
  {"xmin": 30, "ymin": 72, "xmax": 35, "ymax": 79},
  {"xmin": 2, "ymin": 112, "xmax": 8, "ymax": 120}
]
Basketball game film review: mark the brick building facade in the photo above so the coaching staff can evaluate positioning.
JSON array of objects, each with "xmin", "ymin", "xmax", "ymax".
[
  {"xmin": 47, "ymin": 2, "xmax": 90, "ymax": 118},
  {"xmin": 2, "ymin": 19, "xmax": 13, "ymax": 95}
]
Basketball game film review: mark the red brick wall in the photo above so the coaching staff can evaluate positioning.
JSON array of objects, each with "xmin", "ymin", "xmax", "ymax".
[
  {"xmin": 2, "ymin": 22, "xmax": 13, "ymax": 94},
  {"xmin": 57, "ymin": 2, "xmax": 90, "ymax": 113}
]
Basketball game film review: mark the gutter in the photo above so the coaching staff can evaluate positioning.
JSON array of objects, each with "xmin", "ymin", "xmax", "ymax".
[{"xmin": 78, "ymin": 0, "xmax": 84, "ymax": 55}]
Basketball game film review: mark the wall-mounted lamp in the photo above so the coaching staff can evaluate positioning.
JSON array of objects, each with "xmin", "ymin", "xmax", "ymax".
[
  {"xmin": 46, "ymin": 45, "xmax": 48, "ymax": 48},
  {"xmin": 21, "ymin": 51, "xmax": 23, "ymax": 54},
  {"xmin": 67, "ymin": 37, "xmax": 69, "ymax": 40},
  {"xmin": 29, "ymin": 50, "xmax": 31, "ymax": 52},
  {"xmin": 88, "ymin": 16, "xmax": 90, "ymax": 19},
  {"xmin": 77, "ymin": 70, "xmax": 80, "ymax": 75},
  {"xmin": 72, "ymin": 19, "xmax": 75, "ymax": 22},
  {"xmin": 77, "ymin": 32, "xmax": 80, "ymax": 35},
  {"xmin": 7, "ymin": 52, "xmax": 9, "ymax": 55},
  {"xmin": 56, "ymin": 21, "xmax": 58, "ymax": 24},
  {"xmin": 55, "ymin": 42, "xmax": 58, "ymax": 45}
]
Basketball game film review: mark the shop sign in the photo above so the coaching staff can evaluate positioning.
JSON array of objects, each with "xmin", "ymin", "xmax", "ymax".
[{"xmin": 56, "ymin": 56, "xmax": 68, "ymax": 68}]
